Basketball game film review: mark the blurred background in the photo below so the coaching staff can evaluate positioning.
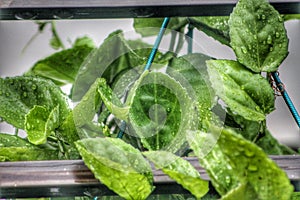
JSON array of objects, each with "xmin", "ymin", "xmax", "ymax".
[{"xmin": 0, "ymin": 18, "xmax": 299, "ymax": 147}]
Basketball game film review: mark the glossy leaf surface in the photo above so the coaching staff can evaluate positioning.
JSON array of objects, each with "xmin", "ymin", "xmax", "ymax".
[
  {"xmin": 144, "ymin": 151, "xmax": 209, "ymax": 198},
  {"xmin": 229, "ymin": 0, "xmax": 288, "ymax": 72},
  {"xmin": 188, "ymin": 127, "xmax": 293, "ymax": 200},
  {"xmin": 75, "ymin": 138, "xmax": 153, "ymax": 200},
  {"xmin": 206, "ymin": 60, "xmax": 274, "ymax": 121}
]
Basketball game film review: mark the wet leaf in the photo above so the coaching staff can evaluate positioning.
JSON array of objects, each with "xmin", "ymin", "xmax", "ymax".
[
  {"xmin": 25, "ymin": 105, "xmax": 59, "ymax": 145},
  {"xmin": 0, "ymin": 76, "xmax": 70, "ymax": 129},
  {"xmin": 206, "ymin": 60, "xmax": 274, "ymax": 121},
  {"xmin": 127, "ymin": 71, "xmax": 198, "ymax": 153},
  {"xmin": 73, "ymin": 78, "xmax": 102, "ymax": 127},
  {"xmin": 167, "ymin": 53, "xmax": 215, "ymax": 130},
  {"xmin": 0, "ymin": 133, "xmax": 59, "ymax": 161},
  {"xmin": 72, "ymin": 30, "xmax": 166, "ymax": 101},
  {"xmin": 144, "ymin": 151, "xmax": 209, "ymax": 199},
  {"xmin": 188, "ymin": 127, "xmax": 293, "ymax": 200},
  {"xmin": 229, "ymin": 0, "xmax": 288, "ymax": 72},
  {"xmin": 75, "ymin": 138, "xmax": 153, "ymax": 199},
  {"xmin": 97, "ymin": 78, "xmax": 129, "ymax": 121},
  {"xmin": 28, "ymin": 41, "xmax": 95, "ymax": 86}
]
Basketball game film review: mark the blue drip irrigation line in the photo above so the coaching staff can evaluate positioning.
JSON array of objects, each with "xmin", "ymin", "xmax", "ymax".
[
  {"xmin": 117, "ymin": 17, "xmax": 170, "ymax": 139},
  {"xmin": 271, "ymin": 72, "xmax": 300, "ymax": 128},
  {"xmin": 144, "ymin": 17, "xmax": 170, "ymax": 70}
]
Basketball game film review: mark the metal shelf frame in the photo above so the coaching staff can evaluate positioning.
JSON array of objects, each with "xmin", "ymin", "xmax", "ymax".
[
  {"xmin": 0, "ymin": 0, "xmax": 300, "ymax": 20},
  {"xmin": 1, "ymin": 156, "xmax": 300, "ymax": 198}
]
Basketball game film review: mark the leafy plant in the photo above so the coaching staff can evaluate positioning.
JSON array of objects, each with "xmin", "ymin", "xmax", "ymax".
[{"xmin": 0, "ymin": 0, "xmax": 299, "ymax": 199}]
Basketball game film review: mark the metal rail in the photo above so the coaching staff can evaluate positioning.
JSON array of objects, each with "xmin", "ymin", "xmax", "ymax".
[
  {"xmin": 1, "ymin": 156, "xmax": 300, "ymax": 198},
  {"xmin": 0, "ymin": 0, "xmax": 300, "ymax": 20}
]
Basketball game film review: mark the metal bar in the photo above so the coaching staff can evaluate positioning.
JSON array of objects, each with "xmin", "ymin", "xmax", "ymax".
[
  {"xmin": 0, "ymin": 156, "xmax": 300, "ymax": 198},
  {"xmin": 1, "ymin": 0, "xmax": 300, "ymax": 20}
]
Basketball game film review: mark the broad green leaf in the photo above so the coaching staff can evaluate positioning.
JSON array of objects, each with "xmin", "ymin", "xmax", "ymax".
[
  {"xmin": 167, "ymin": 53, "xmax": 215, "ymax": 130},
  {"xmin": 188, "ymin": 127, "xmax": 294, "ymax": 200},
  {"xmin": 73, "ymin": 78, "xmax": 102, "ymax": 127},
  {"xmin": 0, "ymin": 76, "xmax": 70, "ymax": 129},
  {"xmin": 97, "ymin": 78, "xmax": 129, "ymax": 121},
  {"xmin": 25, "ymin": 105, "xmax": 59, "ymax": 145},
  {"xmin": 229, "ymin": 0, "xmax": 288, "ymax": 72},
  {"xmin": 56, "ymin": 111, "xmax": 80, "ymax": 145},
  {"xmin": 133, "ymin": 18, "xmax": 188, "ymax": 37},
  {"xmin": 189, "ymin": 17, "xmax": 230, "ymax": 46},
  {"xmin": 206, "ymin": 60, "xmax": 274, "ymax": 121},
  {"xmin": 0, "ymin": 147, "xmax": 59, "ymax": 161},
  {"xmin": 28, "ymin": 42, "xmax": 95, "ymax": 86},
  {"xmin": 72, "ymin": 30, "xmax": 166, "ymax": 101},
  {"xmin": 0, "ymin": 133, "xmax": 34, "ymax": 147},
  {"xmin": 144, "ymin": 151, "xmax": 209, "ymax": 199},
  {"xmin": 221, "ymin": 183, "xmax": 258, "ymax": 200},
  {"xmin": 0, "ymin": 133, "xmax": 59, "ymax": 161},
  {"xmin": 75, "ymin": 138, "xmax": 153, "ymax": 200},
  {"xmin": 127, "ymin": 71, "xmax": 198, "ymax": 153}
]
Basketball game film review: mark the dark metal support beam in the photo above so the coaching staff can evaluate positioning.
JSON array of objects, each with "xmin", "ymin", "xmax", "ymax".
[
  {"xmin": 0, "ymin": 0, "xmax": 300, "ymax": 20},
  {"xmin": 1, "ymin": 156, "xmax": 300, "ymax": 198}
]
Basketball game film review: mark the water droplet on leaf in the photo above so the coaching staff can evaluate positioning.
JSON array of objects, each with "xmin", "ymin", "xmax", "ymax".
[
  {"xmin": 248, "ymin": 164, "xmax": 258, "ymax": 172},
  {"xmin": 31, "ymin": 84, "xmax": 37, "ymax": 90},
  {"xmin": 267, "ymin": 35, "xmax": 273, "ymax": 44},
  {"xmin": 245, "ymin": 149, "xmax": 255, "ymax": 157}
]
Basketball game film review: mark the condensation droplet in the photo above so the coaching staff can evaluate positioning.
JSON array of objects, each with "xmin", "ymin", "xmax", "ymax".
[
  {"xmin": 241, "ymin": 46, "xmax": 248, "ymax": 54},
  {"xmin": 267, "ymin": 35, "xmax": 273, "ymax": 44},
  {"xmin": 245, "ymin": 149, "xmax": 255, "ymax": 157},
  {"xmin": 31, "ymin": 84, "xmax": 37, "ymax": 90},
  {"xmin": 248, "ymin": 164, "xmax": 258, "ymax": 172}
]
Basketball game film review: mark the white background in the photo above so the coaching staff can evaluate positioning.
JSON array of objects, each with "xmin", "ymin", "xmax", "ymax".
[{"xmin": 0, "ymin": 19, "xmax": 299, "ymax": 147}]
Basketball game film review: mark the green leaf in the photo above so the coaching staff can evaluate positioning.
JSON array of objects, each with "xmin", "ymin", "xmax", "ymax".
[
  {"xmin": 25, "ymin": 105, "xmax": 59, "ymax": 145},
  {"xmin": 127, "ymin": 71, "xmax": 198, "ymax": 153},
  {"xmin": 229, "ymin": 0, "xmax": 288, "ymax": 72},
  {"xmin": 56, "ymin": 111, "xmax": 80, "ymax": 146},
  {"xmin": 73, "ymin": 78, "xmax": 102, "ymax": 128},
  {"xmin": 144, "ymin": 151, "xmax": 209, "ymax": 199},
  {"xmin": 0, "ymin": 76, "xmax": 70, "ymax": 129},
  {"xmin": 167, "ymin": 53, "xmax": 216, "ymax": 130},
  {"xmin": 75, "ymin": 138, "xmax": 153, "ymax": 199},
  {"xmin": 72, "ymin": 30, "xmax": 168, "ymax": 101},
  {"xmin": 0, "ymin": 133, "xmax": 34, "ymax": 147},
  {"xmin": 188, "ymin": 127, "xmax": 294, "ymax": 200},
  {"xmin": 206, "ymin": 60, "xmax": 274, "ymax": 121},
  {"xmin": 189, "ymin": 17, "xmax": 230, "ymax": 46},
  {"xmin": 28, "ymin": 43, "xmax": 95, "ymax": 86},
  {"xmin": 133, "ymin": 18, "xmax": 188, "ymax": 37},
  {"xmin": 97, "ymin": 78, "xmax": 129, "ymax": 121},
  {"xmin": 0, "ymin": 133, "xmax": 59, "ymax": 161}
]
